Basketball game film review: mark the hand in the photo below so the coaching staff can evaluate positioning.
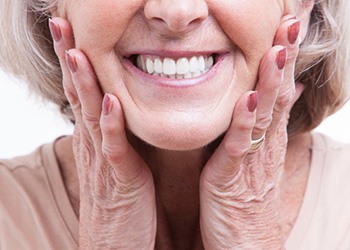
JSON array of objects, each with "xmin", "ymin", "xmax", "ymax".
[
  {"xmin": 199, "ymin": 16, "xmax": 304, "ymax": 249},
  {"xmin": 49, "ymin": 18, "xmax": 156, "ymax": 249}
]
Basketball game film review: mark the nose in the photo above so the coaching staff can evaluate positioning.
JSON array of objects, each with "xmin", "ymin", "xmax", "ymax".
[{"xmin": 144, "ymin": 0, "xmax": 208, "ymax": 34}]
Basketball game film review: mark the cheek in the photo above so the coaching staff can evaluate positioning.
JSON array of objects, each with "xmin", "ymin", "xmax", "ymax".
[
  {"xmin": 68, "ymin": 1, "xmax": 142, "ymax": 53},
  {"xmin": 67, "ymin": 1, "xmax": 145, "ymax": 94},
  {"xmin": 208, "ymin": 0, "xmax": 282, "ymax": 69}
]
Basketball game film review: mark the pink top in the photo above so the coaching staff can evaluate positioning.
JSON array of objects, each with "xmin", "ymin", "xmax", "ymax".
[
  {"xmin": 1, "ymin": 133, "xmax": 349, "ymax": 249},
  {"xmin": 285, "ymin": 133, "xmax": 350, "ymax": 249}
]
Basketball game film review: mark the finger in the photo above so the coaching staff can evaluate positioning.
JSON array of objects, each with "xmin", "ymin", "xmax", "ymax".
[
  {"xmin": 100, "ymin": 94, "xmax": 150, "ymax": 184},
  {"xmin": 272, "ymin": 19, "xmax": 301, "ymax": 123},
  {"xmin": 286, "ymin": 82, "xmax": 305, "ymax": 116},
  {"xmin": 273, "ymin": 81, "xmax": 305, "ymax": 132},
  {"xmin": 268, "ymin": 21, "xmax": 302, "ymax": 139},
  {"xmin": 65, "ymin": 49, "xmax": 103, "ymax": 146},
  {"xmin": 202, "ymin": 91, "xmax": 257, "ymax": 185},
  {"xmin": 252, "ymin": 46, "xmax": 286, "ymax": 140},
  {"xmin": 48, "ymin": 18, "xmax": 78, "ymax": 110}
]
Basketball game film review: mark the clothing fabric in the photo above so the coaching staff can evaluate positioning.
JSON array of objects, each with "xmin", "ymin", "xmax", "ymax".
[
  {"xmin": 285, "ymin": 133, "xmax": 350, "ymax": 249},
  {"xmin": 0, "ymin": 141, "xmax": 78, "ymax": 250},
  {"xmin": 0, "ymin": 133, "xmax": 349, "ymax": 249}
]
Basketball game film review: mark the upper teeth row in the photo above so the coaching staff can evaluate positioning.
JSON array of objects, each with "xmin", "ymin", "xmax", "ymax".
[{"xmin": 136, "ymin": 55, "xmax": 214, "ymax": 78}]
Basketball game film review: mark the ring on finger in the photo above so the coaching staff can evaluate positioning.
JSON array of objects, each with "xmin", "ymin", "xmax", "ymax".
[{"xmin": 248, "ymin": 134, "xmax": 265, "ymax": 154}]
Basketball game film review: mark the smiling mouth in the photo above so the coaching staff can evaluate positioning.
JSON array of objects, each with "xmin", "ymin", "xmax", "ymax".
[{"xmin": 127, "ymin": 54, "xmax": 218, "ymax": 79}]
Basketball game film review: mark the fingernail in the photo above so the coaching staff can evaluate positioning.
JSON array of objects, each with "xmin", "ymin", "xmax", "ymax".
[
  {"xmin": 49, "ymin": 19, "xmax": 62, "ymax": 43},
  {"xmin": 288, "ymin": 20, "xmax": 301, "ymax": 44},
  {"xmin": 65, "ymin": 51, "xmax": 78, "ymax": 73},
  {"xmin": 102, "ymin": 94, "xmax": 113, "ymax": 116},
  {"xmin": 248, "ymin": 91, "xmax": 258, "ymax": 112},
  {"xmin": 276, "ymin": 47, "xmax": 287, "ymax": 70}
]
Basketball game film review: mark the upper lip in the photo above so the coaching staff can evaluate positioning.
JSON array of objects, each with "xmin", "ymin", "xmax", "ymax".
[{"xmin": 123, "ymin": 49, "xmax": 229, "ymax": 60}]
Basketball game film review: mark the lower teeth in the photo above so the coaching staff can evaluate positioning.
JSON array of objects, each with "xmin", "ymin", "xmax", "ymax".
[{"xmin": 151, "ymin": 70, "xmax": 209, "ymax": 79}]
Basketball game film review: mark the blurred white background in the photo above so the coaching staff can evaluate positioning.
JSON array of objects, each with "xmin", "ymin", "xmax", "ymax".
[
  {"xmin": 1, "ymin": 69, "xmax": 350, "ymax": 159},
  {"xmin": 0, "ymin": 70, "xmax": 73, "ymax": 159}
]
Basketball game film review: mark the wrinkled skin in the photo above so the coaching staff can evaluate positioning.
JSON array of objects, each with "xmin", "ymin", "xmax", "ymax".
[{"xmin": 50, "ymin": 0, "xmax": 312, "ymax": 249}]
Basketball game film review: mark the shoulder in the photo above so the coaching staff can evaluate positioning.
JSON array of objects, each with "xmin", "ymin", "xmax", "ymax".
[
  {"xmin": 0, "ymin": 144, "xmax": 50, "ymax": 206},
  {"xmin": 312, "ymin": 132, "xmax": 350, "ymax": 166},
  {"xmin": 0, "ymin": 143, "xmax": 56, "ymax": 212},
  {"xmin": 286, "ymin": 133, "xmax": 350, "ymax": 249},
  {"xmin": 307, "ymin": 133, "xmax": 350, "ymax": 247},
  {"xmin": 0, "ymin": 144, "xmax": 48, "ymax": 193},
  {"xmin": 0, "ymin": 142, "xmax": 79, "ymax": 249},
  {"xmin": 311, "ymin": 133, "xmax": 350, "ymax": 192},
  {"xmin": 0, "ymin": 146, "xmax": 45, "ymax": 173}
]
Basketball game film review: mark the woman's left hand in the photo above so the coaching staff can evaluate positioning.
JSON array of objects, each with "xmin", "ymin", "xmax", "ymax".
[{"xmin": 200, "ymin": 17, "xmax": 303, "ymax": 249}]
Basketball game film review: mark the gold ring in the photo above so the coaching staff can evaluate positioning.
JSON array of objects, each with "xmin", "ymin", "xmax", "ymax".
[{"xmin": 248, "ymin": 134, "xmax": 265, "ymax": 154}]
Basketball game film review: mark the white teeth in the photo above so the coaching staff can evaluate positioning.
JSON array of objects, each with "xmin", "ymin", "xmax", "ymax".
[
  {"xmin": 176, "ymin": 74, "xmax": 184, "ymax": 79},
  {"xmin": 184, "ymin": 72, "xmax": 192, "ymax": 79},
  {"xmin": 189, "ymin": 56, "xmax": 199, "ymax": 73},
  {"xmin": 198, "ymin": 56, "xmax": 205, "ymax": 71},
  {"xmin": 154, "ymin": 58, "xmax": 163, "ymax": 74},
  {"xmin": 136, "ymin": 55, "xmax": 215, "ymax": 79},
  {"xmin": 137, "ymin": 55, "xmax": 147, "ymax": 72},
  {"xmin": 146, "ymin": 58, "xmax": 154, "ymax": 74},
  {"xmin": 176, "ymin": 58, "xmax": 190, "ymax": 74},
  {"xmin": 163, "ymin": 58, "xmax": 176, "ymax": 75},
  {"xmin": 192, "ymin": 70, "xmax": 201, "ymax": 78},
  {"xmin": 205, "ymin": 56, "xmax": 214, "ymax": 69}
]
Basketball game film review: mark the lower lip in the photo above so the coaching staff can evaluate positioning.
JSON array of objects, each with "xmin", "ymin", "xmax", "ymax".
[{"xmin": 122, "ymin": 54, "xmax": 229, "ymax": 88}]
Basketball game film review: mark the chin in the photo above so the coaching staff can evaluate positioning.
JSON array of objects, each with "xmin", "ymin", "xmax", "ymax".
[{"xmin": 127, "ymin": 115, "xmax": 230, "ymax": 151}]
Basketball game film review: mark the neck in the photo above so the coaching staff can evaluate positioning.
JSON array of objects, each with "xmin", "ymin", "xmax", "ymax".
[{"xmin": 128, "ymin": 133, "xmax": 214, "ymax": 249}]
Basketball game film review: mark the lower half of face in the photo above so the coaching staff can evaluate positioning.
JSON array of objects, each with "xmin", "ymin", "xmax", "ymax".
[
  {"xmin": 103, "ymin": 51, "xmax": 251, "ymax": 150},
  {"xmin": 69, "ymin": 0, "xmax": 283, "ymax": 150}
]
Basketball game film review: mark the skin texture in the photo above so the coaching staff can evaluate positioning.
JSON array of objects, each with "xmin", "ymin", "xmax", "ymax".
[
  {"xmin": 57, "ymin": 0, "xmax": 307, "ymax": 150},
  {"xmin": 50, "ymin": 0, "xmax": 314, "ymax": 249}
]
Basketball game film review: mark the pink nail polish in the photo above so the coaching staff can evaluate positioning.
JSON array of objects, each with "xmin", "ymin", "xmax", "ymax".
[
  {"xmin": 288, "ymin": 20, "xmax": 301, "ymax": 44},
  {"xmin": 65, "ymin": 51, "xmax": 78, "ymax": 73},
  {"xmin": 49, "ymin": 19, "xmax": 62, "ymax": 43},
  {"xmin": 276, "ymin": 48, "xmax": 287, "ymax": 70},
  {"xmin": 102, "ymin": 94, "xmax": 113, "ymax": 116},
  {"xmin": 248, "ymin": 92, "xmax": 258, "ymax": 112}
]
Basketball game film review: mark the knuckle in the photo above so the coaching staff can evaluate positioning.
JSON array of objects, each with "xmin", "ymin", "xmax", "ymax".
[
  {"xmin": 236, "ymin": 120, "xmax": 253, "ymax": 132},
  {"xmin": 276, "ymin": 87, "xmax": 295, "ymax": 108},
  {"xmin": 101, "ymin": 120, "xmax": 115, "ymax": 137},
  {"xmin": 222, "ymin": 140, "xmax": 249, "ymax": 160},
  {"xmin": 82, "ymin": 111, "xmax": 101, "ymax": 132},
  {"xmin": 69, "ymin": 99, "xmax": 81, "ymax": 112},
  {"xmin": 75, "ymin": 76, "xmax": 94, "ymax": 93},
  {"xmin": 63, "ymin": 82, "xmax": 78, "ymax": 103},
  {"xmin": 255, "ymin": 113, "xmax": 273, "ymax": 131},
  {"xmin": 102, "ymin": 143, "xmax": 128, "ymax": 165},
  {"xmin": 73, "ymin": 129, "xmax": 96, "ymax": 162},
  {"xmin": 79, "ymin": 140, "xmax": 96, "ymax": 166}
]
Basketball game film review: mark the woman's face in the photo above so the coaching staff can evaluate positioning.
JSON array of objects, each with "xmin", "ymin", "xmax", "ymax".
[{"xmin": 64, "ymin": 0, "xmax": 297, "ymax": 150}]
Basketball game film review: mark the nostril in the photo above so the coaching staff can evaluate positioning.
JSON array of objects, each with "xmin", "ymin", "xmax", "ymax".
[
  {"xmin": 189, "ymin": 17, "xmax": 202, "ymax": 27},
  {"xmin": 144, "ymin": 0, "xmax": 209, "ymax": 34}
]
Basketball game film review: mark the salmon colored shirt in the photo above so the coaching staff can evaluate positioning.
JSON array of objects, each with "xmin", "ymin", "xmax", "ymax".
[{"xmin": 1, "ymin": 133, "xmax": 350, "ymax": 249}]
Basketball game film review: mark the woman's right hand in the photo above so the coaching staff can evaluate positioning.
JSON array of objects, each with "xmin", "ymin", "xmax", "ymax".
[{"xmin": 49, "ymin": 18, "xmax": 156, "ymax": 249}]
